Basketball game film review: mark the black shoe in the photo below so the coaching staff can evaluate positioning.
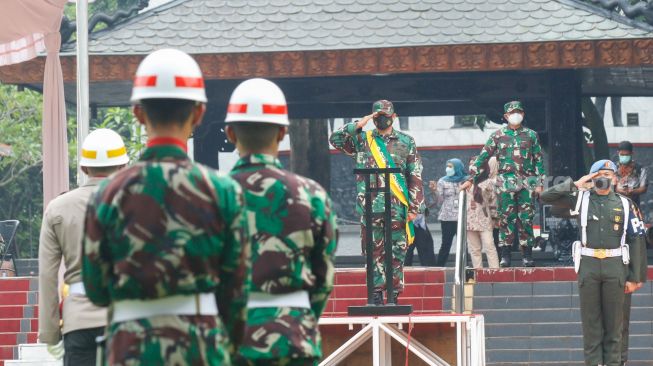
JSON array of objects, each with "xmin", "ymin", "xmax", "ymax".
[
  {"xmin": 521, "ymin": 246, "xmax": 535, "ymax": 267},
  {"xmin": 499, "ymin": 246, "xmax": 511, "ymax": 268},
  {"xmin": 387, "ymin": 292, "xmax": 399, "ymax": 305},
  {"xmin": 372, "ymin": 291, "xmax": 384, "ymax": 306}
]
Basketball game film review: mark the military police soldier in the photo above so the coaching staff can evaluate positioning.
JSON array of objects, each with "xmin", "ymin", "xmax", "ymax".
[
  {"xmin": 226, "ymin": 78, "xmax": 338, "ymax": 366},
  {"xmin": 39, "ymin": 129, "xmax": 128, "ymax": 365},
  {"xmin": 461, "ymin": 101, "xmax": 546, "ymax": 267},
  {"xmin": 82, "ymin": 49, "xmax": 250, "ymax": 365},
  {"xmin": 541, "ymin": 159, "xmax": 647, "ymax": 366},
  {"xmin": 329, "ymin": 100, "xmax": 424, "ymax": 305}
]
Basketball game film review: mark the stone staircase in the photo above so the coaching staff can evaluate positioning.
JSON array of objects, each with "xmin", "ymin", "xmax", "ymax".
[
  {"xmin": 452, "ymin": 267, "xmax": 653, "ymax": 366},
  {"xmin": 0, "ymin": 278, "xmax": 39, "ymax": 366}
]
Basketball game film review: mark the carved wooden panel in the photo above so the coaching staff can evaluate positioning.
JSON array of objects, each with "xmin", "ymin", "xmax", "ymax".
[
  {"xmin": 597, "ymin": 40, "xmax": 632, "ymax": 65},
  {"xmin": 560, "ymin": 41, "xmax": 595, "ymax": 67},
  {"xmin": 342, "ymin": 49, "xmax": 378, "ymax": 74},
  {"xmin": 306, "ymin": 51, "xmax": 340, "ymax": 76},
  {"xmin": 380, "ymin": 48, "xmax": 414, "ymax": 73},
  {"xmin": 489, "ymin": 44, "xmax": 523, "ymax": 69},
  {"xmin": 633, "ymin": 39, "xmax": 653, "ymax": 65},
  {"xmin": 526, "ymin": 43, "xmax": 559, "ymax": 68},
  {"xmin": 233, "ymin": 53, "xmax": 269, "ymax": 78},
  {"xmin": 451, "ymin": 45, "xmax": 486, "ymax": 70},
  {"xmin": 416, "ymin": 46, "xmax": 450, "ymax": 71},
  {"xmin": 271, "ymin": 52, "xmax": 305, "ymax": 77}
]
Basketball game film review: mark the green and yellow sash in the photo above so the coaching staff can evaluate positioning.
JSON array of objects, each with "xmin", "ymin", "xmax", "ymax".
[{"xmin": 366, "ymin": 130, "xmax": 415, "ymax": 244}]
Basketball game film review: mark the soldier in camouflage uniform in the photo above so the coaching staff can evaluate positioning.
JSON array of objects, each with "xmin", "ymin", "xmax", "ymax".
[
  {"xmin": 461, "ymin": 101, "xmax": 546, "ymax": 267},
  {"xmin": 329, "ymin": 100, "xmax": 424, "ymax": 305},
  {"xmin": 225, "ymin": 78, "xmax": 338, "ymax": 366},
  {"xmin": 82, "ymin": 49, "xmax": 250, "ymax": 365}
]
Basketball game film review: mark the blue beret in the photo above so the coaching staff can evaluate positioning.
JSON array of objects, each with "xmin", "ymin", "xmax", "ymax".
[{"xmin": 590, "ymin": 159, "xmax": 617, "ymax": 173}]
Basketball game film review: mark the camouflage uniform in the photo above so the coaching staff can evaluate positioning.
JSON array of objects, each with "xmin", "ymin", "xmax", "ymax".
[
  {"xmin": 470, "ymin": 122, "xmax": 545, "ymax": 249},
  {"xmin": 82, "ymin": 143, "xmax": 250, "ymax": 365},
  {"xmin": 329, "ymin": 120, "xmax": 424, "ymax": 294},
  {"xmin": 230, "ymin": 154, "xmax": 337, "ymax": 366}
]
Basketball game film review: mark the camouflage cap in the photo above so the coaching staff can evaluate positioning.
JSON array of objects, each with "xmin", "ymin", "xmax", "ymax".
[
  {"xmin": 373, "ymin": 100, "xmax": 394, "ymax": 115},
  {"xmin": 504, "ymin": 101, "xmax": 524, "ymax": 113}
]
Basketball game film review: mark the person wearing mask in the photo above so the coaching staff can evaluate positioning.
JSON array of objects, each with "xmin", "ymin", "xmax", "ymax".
[
  {"xmin": 466, "ymin": 156, "xmax": 500, "ymax": 269},
  {"xmin": 541, "ymin": 160, "xmax": 647, "ymax": 366},
  {"xmin": 38, "ymin": 129, "xmax": 128, "ymax": 365},
  {"xmin": 329, "ymin": 100, "xmax": 424, "ymax": 305},
  {"xmin": 430, "ymin": 158, "xmax": 468, "ymax": 267},
  {"xmin": 613, "ymin": 140, "xmax": 648, "ymax": 366},
  {"xmin": 614, "ymin": 140, "xmax": 648, "ymax": 207},
  {"xmin": 461, "ymin": 101, "xmax": 546, "ymax": 267},
  {"xmin": 226, "ymin": 78, "xmax": 338, "ymax": 366}
]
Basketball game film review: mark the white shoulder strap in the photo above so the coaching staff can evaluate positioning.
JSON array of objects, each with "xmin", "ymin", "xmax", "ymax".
[
  {"xmin": 570, "ymin": 190, "xmax": 585, "ymax": 216},
  {"xmin": 619, "ymin": 195, "xmax": 630, "ymax": 247},
  {"xmin": 580, "ymin": 191, "xmax": 590, "ymax": 246}
]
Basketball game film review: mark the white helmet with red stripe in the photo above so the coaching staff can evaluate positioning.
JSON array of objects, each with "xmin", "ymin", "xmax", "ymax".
[
  {"xmin": 225, "ymin": 78, "xmax": 289, "ymax": 126},
  {"xmin": 130, "ymin": 48, "xmax": 207, "ymax": 103}
]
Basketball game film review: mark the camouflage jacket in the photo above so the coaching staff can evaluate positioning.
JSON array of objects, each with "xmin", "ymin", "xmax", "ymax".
[
  {"xmin": 82, "ymin": 144, "xmax": 250, "ymax": 347},
  {"xmin": 230, "ymin": 154, "xmax": 337, "ymax": 317},
  {"xmin": 470, "ymin": 125, "xmax": 546, "ymax": 191},
  {"xmin": 230, "ymin": 154, "xmax": 337, "ymax": 360},
  {"xmin": 329, "ymin": 123, "xmax": 424, "ymax": 217}
]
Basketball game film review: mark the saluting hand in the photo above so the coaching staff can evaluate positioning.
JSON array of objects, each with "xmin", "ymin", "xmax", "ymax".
[
  {"xmin": 356, "ymin": 113, "xmax": 375, "ymax": 130},
  {"xmin": 574, "ymin": 172, "xmax": 598, "ymax": 190}
]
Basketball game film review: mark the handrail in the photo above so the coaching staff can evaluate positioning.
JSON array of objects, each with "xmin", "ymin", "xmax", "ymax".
[{"xmin": 453, "ymin": 189, "xmax": 468, "ymax": 314}]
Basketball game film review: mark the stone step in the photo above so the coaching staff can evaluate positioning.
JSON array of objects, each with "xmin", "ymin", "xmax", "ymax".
[{"xmin": 17, "ymin": 344, "xmax": 58, "ymax": 361}]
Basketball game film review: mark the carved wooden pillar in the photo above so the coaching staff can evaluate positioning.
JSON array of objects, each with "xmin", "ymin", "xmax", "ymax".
[
  {"xmin": 546, "ymin": 70, "xmax": 585, "ymax": 179},
  {"xmin": 289, "ymin": 118, "xmax": 331, "ymax": 192}
]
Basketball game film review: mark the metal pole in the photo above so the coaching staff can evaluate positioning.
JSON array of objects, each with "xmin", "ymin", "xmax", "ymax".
[
  {"xmin": 384, "ymin": 170, "xmax": 394, "ymax": 304},
  {"xmin": 365, "ymin": 174, "xmax": 374, "ymax": 305},
  {"xmin": 454, "ymin": 190, "xmax": 467, "ymax": 314},
  {"xmin": 76, "ymin": 0, "xmax": 90, "ymax": 186}
]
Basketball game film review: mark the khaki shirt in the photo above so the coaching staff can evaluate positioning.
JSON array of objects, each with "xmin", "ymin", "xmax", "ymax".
[{"xmin": 38, "ymin": 178, "xmax": 107, "ymax": 344}]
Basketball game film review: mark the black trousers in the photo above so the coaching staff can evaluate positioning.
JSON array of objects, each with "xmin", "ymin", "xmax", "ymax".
[
  {"xmin": 404, "ymin": 225, "xmax": 436, "ymax": 266},
  {"xmin": 436, "ymin": 221, "xmax": 458, "ymax": 266},
  {"xmin": 63, "ymin": 326, "xmax": 104, "ymax": 366}
]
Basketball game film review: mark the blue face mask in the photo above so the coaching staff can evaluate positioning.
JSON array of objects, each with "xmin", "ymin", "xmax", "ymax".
[
  {"xmin": 446, "ymin": 166, "xmax": 455, "ymax": 176},
  {"xmin": 619, "ymin": 155, "xmax": 631, "ymax": 164}
]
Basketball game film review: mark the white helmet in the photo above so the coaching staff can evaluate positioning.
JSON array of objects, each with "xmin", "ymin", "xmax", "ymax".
[
  {"xmin": 130, "ymin": 49, "xmax": 207, "ymax": 103},
  {"xmin": 80, "ymin": 129, "xmax": 129, "ymax": 167},
  {"xmin": 225, "ymin": 78, "xmax": 289, "ymax": 126}
]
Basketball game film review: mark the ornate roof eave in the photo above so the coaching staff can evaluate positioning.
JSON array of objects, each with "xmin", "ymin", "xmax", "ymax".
[{"xmin": 2, "ymin": 38, "xmax": 653, "ymax": 85}]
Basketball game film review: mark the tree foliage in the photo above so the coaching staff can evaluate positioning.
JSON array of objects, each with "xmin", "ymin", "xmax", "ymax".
[{"xmin": 0, "ymin": 84, "xmax": 142, "ymax": 258}]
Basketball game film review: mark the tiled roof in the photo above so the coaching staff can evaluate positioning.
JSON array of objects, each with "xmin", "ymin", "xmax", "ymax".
[{"xmin": 71, "ymin": 0, "xmax": 653, "ymax": 55}]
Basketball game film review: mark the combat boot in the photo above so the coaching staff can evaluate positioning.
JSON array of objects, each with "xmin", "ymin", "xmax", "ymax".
[
  {"xmin": 388, "ymin": 292, "xmax": 399, "ymax": 305},
  {"xmin": 521, "ymin": 246, "xmax": 535, "ymax": 267},
  {"xmin": 372, "ymin": 291, "xmax": 384, "ymax": 306},
  {"xmin": 499, "ymin": 246, "xmax": 511, "ymax": 267}
]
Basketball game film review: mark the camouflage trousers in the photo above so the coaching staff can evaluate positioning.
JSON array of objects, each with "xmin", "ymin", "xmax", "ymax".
[
  {"xmin": 497, "ymin": 189, "xmax": 534, "ymax": 247},
  {"xmin": 105, "ymin": 314, "xmax": 230, "ymax": 366},
  {"xmin": 361, "ymin": 217, "xmax": 407, "ymax": 293},
  {"xmin": 237, "ymin": 307, "xmax": 321, "ymax": 364}
]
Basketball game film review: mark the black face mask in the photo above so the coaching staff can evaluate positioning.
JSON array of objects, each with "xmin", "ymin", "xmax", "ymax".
[
  {"xmin": 593, "ymin": 177, "xmax": 612, "ymax": 190},
  {"xmin": 373, "ymin": 114, "xmax": 393, "ymax": 130}
]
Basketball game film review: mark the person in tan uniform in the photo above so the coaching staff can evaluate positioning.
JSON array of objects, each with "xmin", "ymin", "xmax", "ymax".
[{"xmin": 38, "ymin": 129, "xmax": 129, "ymax": 365}]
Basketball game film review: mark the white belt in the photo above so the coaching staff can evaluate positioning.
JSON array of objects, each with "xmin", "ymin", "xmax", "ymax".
[
  {"xmin": 247, "ymin": 290, "xmax": 310, "ymax": 309},
  {"xmin": 580, "ymin": 247, "xmax": 625, "ymax": 259},
  {"xmin": 112, "ymin": 293, "xmax": 218, "ymax": 323},
  {"xmin": 68, "ymin": 282, "xmax": 86, "ymax": 296}
]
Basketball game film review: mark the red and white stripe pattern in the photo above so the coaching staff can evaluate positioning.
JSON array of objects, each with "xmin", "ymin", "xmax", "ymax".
[
  {"xmin": 133, "ymin": 75, "xmax": 204, "ymax": 88},
  {"xmin": 227, "ymin": 103, "xmax": 287, "ymax": 115}
]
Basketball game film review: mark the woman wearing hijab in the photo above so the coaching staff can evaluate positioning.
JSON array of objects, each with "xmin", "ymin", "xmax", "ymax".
[
  {"xmin": 466, "ymin": 156, "xmax": 500, "ymax": 268},
  {"xmin": 429, "ymin": 158, "xmax": 468, "ymax": 266}
]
